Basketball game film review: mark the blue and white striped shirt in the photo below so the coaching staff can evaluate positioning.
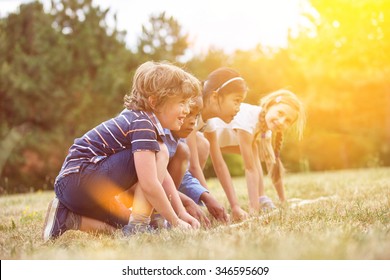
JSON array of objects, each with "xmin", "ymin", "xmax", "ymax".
[{"xmin": 56, "ymin": 109, "xmax": 165, "ymax": 180}]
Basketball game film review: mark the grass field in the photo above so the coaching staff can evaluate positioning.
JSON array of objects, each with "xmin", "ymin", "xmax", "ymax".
[{"xmin": 0, "ymin": 167, "xmax": 389, "ymax": 260}]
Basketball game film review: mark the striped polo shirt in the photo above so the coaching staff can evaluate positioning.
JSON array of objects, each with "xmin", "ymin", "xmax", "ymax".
[
  {"xmin": 56, "ymin": 109, "xmax": 165, "ymax": 180},
  {"xmin": 163, "ymin": 129, "xmax": 179, "ymax": 158}
]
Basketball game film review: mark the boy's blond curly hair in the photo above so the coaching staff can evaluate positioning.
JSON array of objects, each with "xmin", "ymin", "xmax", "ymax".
[{"xmin": 124, "ymin": 61, "xmax": 201, "ymax": 111}]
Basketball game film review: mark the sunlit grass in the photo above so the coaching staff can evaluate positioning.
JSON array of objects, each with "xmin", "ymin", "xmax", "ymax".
[{"xmin": 0, "ymin": 167, "xmax": 389, "ymax": 259}]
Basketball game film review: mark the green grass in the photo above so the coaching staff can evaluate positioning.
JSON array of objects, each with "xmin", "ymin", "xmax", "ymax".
[{"xmin": 0, "ymin": 167, "xmax": 389, "ymax": 260}]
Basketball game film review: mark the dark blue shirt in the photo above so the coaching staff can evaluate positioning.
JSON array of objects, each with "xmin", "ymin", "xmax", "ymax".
[{"xmin": 56, "ymin": 109, "xmax": 165, "ymax": 180}]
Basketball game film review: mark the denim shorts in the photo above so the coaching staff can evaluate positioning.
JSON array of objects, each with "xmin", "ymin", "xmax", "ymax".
[
  {"xmin": 55, "ymin": 149, "xmax": 138, "ymax": 227},
  {"xmin": 179, "ymin": 170, "xmax": 208, "ymax": 205}
]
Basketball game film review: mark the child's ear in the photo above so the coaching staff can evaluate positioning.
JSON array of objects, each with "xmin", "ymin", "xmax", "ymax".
[
  {"xmin": 148, "ymin": 96, "xmax": 157, "ymax": 110},
  {"xmin": 209, "ymin": 91, "xmax": 219, "ymax": 103}
]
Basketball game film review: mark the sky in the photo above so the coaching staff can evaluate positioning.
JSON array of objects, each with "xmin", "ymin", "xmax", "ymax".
[{"xmin": 0, "ymin": 0, "xmax": 312, "ymax": 55}]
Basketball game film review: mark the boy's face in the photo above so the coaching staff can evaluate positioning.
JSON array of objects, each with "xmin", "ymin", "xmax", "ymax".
[
  {"xmin": 172, "ymin": 97, "xmax": 203, "ymax": 138},
  {"xmin": 154, "ymin": 95, "xmax": 190, "ymax": 131}
]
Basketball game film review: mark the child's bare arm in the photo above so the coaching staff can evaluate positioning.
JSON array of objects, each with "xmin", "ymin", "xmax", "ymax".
[
  {"xmin": 204, "ymin": 131, "xmax": 247, "ymax": 221},
  {"xmin": 179, "ymin": 192, "xmax": 211, "ymax": 227},
  {"xmin": 134, "ymin": 150, "xmax": 181, "ymax": 226},
  {"xmin": 237, "ymin": 129, "xmax": 260, "ymax": 211},
  {"xmin": 200, "ymin": 192, "xmax": 229, "ymax": 223},
  {"xmin": 162, "ymin": 173, "xmax": 200, "ymax": 229}
]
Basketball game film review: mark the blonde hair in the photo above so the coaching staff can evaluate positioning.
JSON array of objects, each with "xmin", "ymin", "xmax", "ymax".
[
  {"xmin": 124, "ymin": 61, "xmax": 201, "ymax": 111},
  {"xmin": 253, "ymin": 89, "xmax": 306, "ymax": 183}
]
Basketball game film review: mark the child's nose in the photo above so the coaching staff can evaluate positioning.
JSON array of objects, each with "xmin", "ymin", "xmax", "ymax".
[
  {"xmin": 278, "ymin": 117, "xmax": 288, "ymax": 130},
  {"xmin": 189, "ymin": 117, "xmax": 196, "ymax": 125}
]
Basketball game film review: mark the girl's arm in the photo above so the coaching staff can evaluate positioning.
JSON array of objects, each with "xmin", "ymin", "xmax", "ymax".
[
  {"xmin": 186, "ymin": 130, "xmax": 209, "ymax": 188},
  {"xmin": 204, "ymin": 131, "xmax": 248, "ymax": 221},
  {"xmin": 236, "ymin": 129, "xmax": 260, "ymax": 213}
]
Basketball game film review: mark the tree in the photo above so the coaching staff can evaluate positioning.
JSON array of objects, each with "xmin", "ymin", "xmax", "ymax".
[
  {"xmin": 186, "ymin": 47, "xmax": 229, "ymax": 80},
  {"xmin": 0, "ymin": 1, "xmax": 63, "ymax": 190},
  {"xmin": 0, "ymin": 1, "xmax": 62, "ymax": 129},
  {"xmin": 288, "ymin": 0, "xmax": 390, "ymax": 169},
  {"xmin": 49, "ymin": 0, "xmax": 131, "ymax": 130},
  {"xmin": 0, "ymin": 0, "xmax": 134, "ymax": 192},
  {"xmin": 137, "ymin": 12, "xmax": 189, "ymax": 62}
]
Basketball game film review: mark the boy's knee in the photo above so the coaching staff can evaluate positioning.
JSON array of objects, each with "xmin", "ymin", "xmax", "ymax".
[
  {"xmin": 197, "ymin": 132, "xmax": 210, "ymax": 155},
  {"xmin": 176, "ymin": 142, "xmax": 190, "ymax": 162}
]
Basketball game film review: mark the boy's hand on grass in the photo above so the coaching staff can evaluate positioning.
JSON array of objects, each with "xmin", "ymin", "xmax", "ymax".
[
  {"xmin": 232, "ymin": 205, "xmax": 249, "ymax": 222},
  {"xmin": 179, "ymin": 212, "xmax": 201, "ymax": 229},
  {"xmin": 172, "ymin": 219, "xmax": 192, "ymax": 230},
  {"xmin": 201, "ymin": 192, "xmax": 229, "ymax": 224},
  {"xmin": 183, "ymin": 197, "xmax": 211, "ymax": 228}
]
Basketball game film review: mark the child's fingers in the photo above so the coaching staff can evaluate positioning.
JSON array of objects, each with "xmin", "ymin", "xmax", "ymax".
[
  {"xmin": 232, "ymin": 208, "xmax": 249, "ymax": 222},
  {"xmin": 187, "ymin": 206, "xmax": 210, "ymax": 227},
  {"xmin": 214, "ymin": 208, "xmax": 229, "ymax": 224},
  {"xmin": 201, "ymin": 215, "xmax": 211, "ymax": 228},
  {"xmin": 176, "ymin": 219, "xmax": 192, "ymax": 230},
  {"xmin": 190, "ymin": 218, "xmax": 201, "ymax": 229},
  {"xmin": 222, "ymin": 209, "xmax": 230, "ymax": 223}
]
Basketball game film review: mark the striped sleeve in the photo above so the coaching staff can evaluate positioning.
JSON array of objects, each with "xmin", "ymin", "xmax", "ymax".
[{"xmin": 129, "ymin": 116, "xmax": 160, "ymax": 153}]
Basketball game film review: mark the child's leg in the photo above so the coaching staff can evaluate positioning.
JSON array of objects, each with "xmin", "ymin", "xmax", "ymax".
[
  {"xmin": 122, "ymin": 183, "xmax": 153, "ymax": 235},
  {"xmin": 44, "ymin": 147, "xmax": 150, "ymax": 241},
  {"xmin": 124, "ymin": 142, "xmax": 170, "ymax": 234},
  {"xmin": 116, "ymin": 186, "xmax": 135, "ymax": 208},
  {"xmin": 51, "ymin": 149, "xmax": 139, "ymax": 231},
  {"xmin": 77, "ymin": 181, "xmax": 137, "ymax": 233},
  {"xmin": 79, "ymin": 216, "xmax": 116, "ymax": 233},
  {"xmin": 196, "ymin": 132, "xmax": 210, "ymax": 169},
  {"xmin": 130, "ymin": 183, "xmax": 154, "ymax": 218},
  {"xmin": 42, "ymin": 196, "xmax": 117, "ymax": 242},
  {"xmin": 168, "ymin": 141, "xmax": 190, "ymax": 188}
]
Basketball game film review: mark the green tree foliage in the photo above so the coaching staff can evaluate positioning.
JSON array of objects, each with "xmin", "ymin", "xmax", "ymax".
[
  {"xmin": 137, "ymin": 12, "xmax": 189, "ymax": 62},
  {"xmin": 49, "ymin": 0, "xmax": 131, "ymax": 130},
  {"xmin": 0, "ymin": 2, "xmax": 61, "ymax": 129},
  {"xmin": 0, "ymin": 2, "xmax": 65, "ymax": 192},
  {"xmin": 230, "ymin": 46, "xmax": 306, "ymax": 105},
  {"xmin": 287, "ymin": 0, "xmax": 390, "ymax": 170},
  {"xmin": 186, "ymin": 47, "xmax": 229, "ymax": 80},
  {"xmin": 0, "ymin": 0, "xmax": 133, "ymax": 193}
]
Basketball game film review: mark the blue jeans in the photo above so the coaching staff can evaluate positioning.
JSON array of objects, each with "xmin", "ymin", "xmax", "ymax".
[{"xmin": 55, "ymin": 149, "xmax": 137, "ymax": 227}]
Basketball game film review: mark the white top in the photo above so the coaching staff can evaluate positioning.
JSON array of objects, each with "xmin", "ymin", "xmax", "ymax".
[{"xmin": 205, "ymin": 103, "xmax": 262, "ymax": 147}]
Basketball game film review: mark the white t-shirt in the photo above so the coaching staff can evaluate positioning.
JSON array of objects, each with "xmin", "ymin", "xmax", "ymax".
[{"xmin": 205, "ymin": 103, "xmax": 262, "ymax": 148}]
